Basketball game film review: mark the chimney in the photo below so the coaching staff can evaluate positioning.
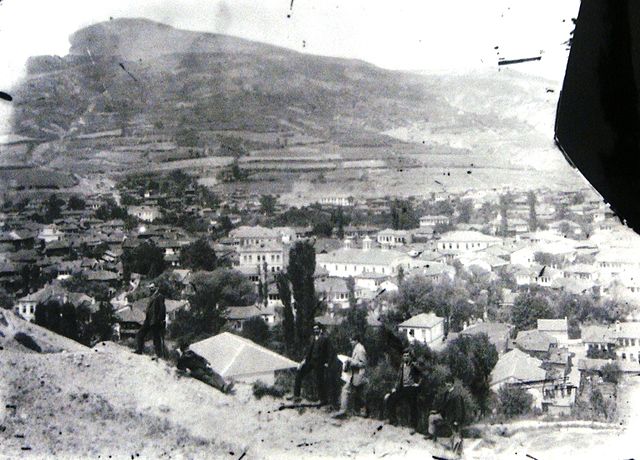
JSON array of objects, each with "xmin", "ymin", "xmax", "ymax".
[{"xmin": 362, "ymin": 236, "xmax": 372, "ymax": 251}]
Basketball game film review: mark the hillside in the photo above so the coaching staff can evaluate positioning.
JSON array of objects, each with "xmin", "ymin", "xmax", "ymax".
[
  {"xmin": 1, "ymin": 310, "xmax": 637, "ymax": 459},
  {"xmin": 4, "ymin": 18, "xmax": 584, "ymax": 196}
]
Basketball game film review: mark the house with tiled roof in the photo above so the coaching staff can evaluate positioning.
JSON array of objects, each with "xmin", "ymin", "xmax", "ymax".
[
  {"xmin": 317, "ymin": 239, "xmax": 414, "ymax": 278},
  {"xmin": 490, "ymin": 349, "xmax": 547, "ymax": 389},
  {"xmin": 581, "ymin": 324, "xmax": 616, "ymax": 355},
  {"xmin": 537, "ymin": 318, "xmax": 569, "ymax": 345},
  {"xmin": 189, "ymin": 332, "xmax": 297, "ymax": 384},
  {"xmin": 460, "ymin": 322, "xmax": 512, "ymax": 354},
  {"xmin": 229, "ymin": 225, "xmax": 281, "ymax": 247},
  {"xmin": 515, "ymin": 329, "xmax": 558, "ymax": 357},
  {"xmin": 435, "ymin": 231, "xmax": 502, "ymax": 253},
  {"xmin": 398, "ymin": 312, "xmax": 445, "ymax": 346},
  {"xmin": 226, "ymin": 305, "xmax": 277, "ymax": 330}
]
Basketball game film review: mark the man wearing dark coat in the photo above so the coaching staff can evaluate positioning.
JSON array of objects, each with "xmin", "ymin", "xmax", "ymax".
[
  {"xmin": 290, "ymin": 322, "xmax": 332, "ymax": 405},
  {"xmin": 176, "ymin": 345, "xmax": 234, "ymax": 394},
  {"xmin": 135, "ymin": 284, "xmax": 166, "ymax": 357},
  {"xmin": 384, "ymin": 348, "xmax": 424, "ymax": 431}
]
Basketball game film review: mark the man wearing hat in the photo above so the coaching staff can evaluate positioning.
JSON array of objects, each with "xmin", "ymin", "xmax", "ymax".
[
  {"xmin": 135, "ymin": 282, "xmax": 166, "ymax": 357},
  {"xmin": 289, "ymin": 322, "xmax": 332, "ymax": 405}
]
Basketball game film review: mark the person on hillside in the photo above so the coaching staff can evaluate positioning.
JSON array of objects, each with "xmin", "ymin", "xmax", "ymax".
[
  {"xmin": 135, "ymin": 283, "xmax": 166, "ymax": 357},
  {"xmin": 176, "ymin": 344, "xmax": 234, "ymax": 394},
  {"xmin": 440, "ymin": 380, "xmax": 466, "ymax": 457},
  {"xmin": 383, "ymin": 348, "xmax": 424, "ymax": 432},
  {"xmin": 333, "ymin": 333, "xmax": 368, "ymax": 418},
  {"xmin": 289, "ymin": 322, "xmax": 333, "ymax": 405}
]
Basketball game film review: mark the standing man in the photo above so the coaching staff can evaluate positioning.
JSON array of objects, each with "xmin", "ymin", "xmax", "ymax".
[
  {"xmin": 290, "ymin": 322, "xmax": 332, "ymax": 405},
  {"xmin": 384, "ymin": 348, "xmax": 424, "ymax": 432},
  {"xmin": 333, "ymin": 333, "xmax": 368, "ymax": 418},
  {"xmin": 135, "ymin": 283, "xmax": 166, "ymax": 358}
]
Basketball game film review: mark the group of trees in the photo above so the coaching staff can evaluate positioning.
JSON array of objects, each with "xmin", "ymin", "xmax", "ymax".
[
  {"xmin": 34, "ymin": 300, "xmax": 116, "ymax": 346},
  {"xmin": 511, "ymin": 287, "xmax": 629, "ymax": 337},
  {"xmin": 169, "ymin": 268, "xmax": 256, "ymax": 345}
]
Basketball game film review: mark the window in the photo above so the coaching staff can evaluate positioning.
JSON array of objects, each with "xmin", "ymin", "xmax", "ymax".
[
  {"xmin": 632, "ymin": 339, "xmax": 636, "ymax": 346},
  {"xmin": 409, "ymin": 329, "xmax": 415, "ymax": 337},
  {"xmin": 622, "ymin": 353, "xmax": 627, "ymax": 360}
]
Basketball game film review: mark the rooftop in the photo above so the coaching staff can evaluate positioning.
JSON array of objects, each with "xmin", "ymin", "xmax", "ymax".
[
  {"xmin": 189, "ymin": 332, "xmax": 297, "ymax": 379},
  {"xmin": 399, "ymin": 312, "xmax": 444, "ymax": 329}
]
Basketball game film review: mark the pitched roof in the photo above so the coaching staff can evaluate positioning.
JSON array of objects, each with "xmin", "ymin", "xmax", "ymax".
[
  {"xmin": 515, "ymin": 329, "xmax": 557, "ymax": 352},
  {"xmin": 317, "ymin": 248, "xmax": 409, "ymax": 266},
  {"xmin": 581, "ymin": 325, "xmax": 615, "ymax": 343},
  {"xmin": 189, "ymin": 332, "xmax": 297, "ymax": 378},
  {"xmin": 115, "ymin": 306, "xmax": 145, "ymax": 324},
  {"xmin": 230, "ymin": 225, "xmax": 280, "ymax": 239},
  {"xmin": 490, "ymin": 349, "xmax": 547, "ymax": 386},
  {"xmin": 537, "ymin": 318, "xmax": 568, "ymax": 333},
  {"xmin": 399, "ymin": 312, "xmax": 444, "ymax": 329},
  {"xmin": 460, "ymin": 322, "xmax": 512, "ymax": 351},
  {"xmin": 227, "ymin": 305, "xmax": 273, "ymax": 321},
  {"xmin": 438, "ymin": 231, "xmax": 502, "ymax": 243}
]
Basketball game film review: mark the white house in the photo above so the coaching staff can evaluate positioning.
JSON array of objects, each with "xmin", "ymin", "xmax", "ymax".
[
  {"xmin": 398, "ymin": 313, "xmax": 445, "ymax": 346},
  {"xmin": 376, "ymin": 229, "xmax": 413, "ymax": 248},
  {"xmin": 237, "ymin": 241, "xmax": 285, "ymax": 273},
  {"xmin": 317, "ymin": 238, "xmax": 414, "ymax": 278},
  {"xmin": 230, "ymin": 226, "xmax": 281, "ymax": 247},
  {"xmin": 436, "ymin": 231, "xmax": 502, "ymax": 253},
  {"xmin": 420, "ymin": 215, "xmax": 450, "ymax": 227},
  {"xmin": 613, "ymin": 322, "xmax": 640, "ymax": 365},
  {"xmin": 127, "ymin": 205, "xmax": 162, "ymax": 222}
]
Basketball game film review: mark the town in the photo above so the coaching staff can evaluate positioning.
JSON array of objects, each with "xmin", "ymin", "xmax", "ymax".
[{"xmin": 1, "ymin": 167, "xmax": 636, "ymax": 440}]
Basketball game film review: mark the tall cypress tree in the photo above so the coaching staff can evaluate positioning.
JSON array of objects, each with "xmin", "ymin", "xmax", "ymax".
[
  {"xmin": 276, "ymin": 272, "xmax": 295, "ymax": 353},
  {"xmin": 288, "ymin": 240, "xmax": 317, "ymax": 349}
]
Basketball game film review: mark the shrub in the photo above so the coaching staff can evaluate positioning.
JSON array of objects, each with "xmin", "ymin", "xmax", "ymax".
[
  {"xmin": 497, "ymin": 385, "xmax": 533, "ymax": 418},
  {"xmin": 252, "ymin": 380, "xmax": 286, "ymax": 400},
  {"xmin": 601, "ymin": 362, "xmax": 622, "ymax": 385}
]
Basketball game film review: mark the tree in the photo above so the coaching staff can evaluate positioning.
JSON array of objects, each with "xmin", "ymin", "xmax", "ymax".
[
  {"xmin": 527, "ymin": 191, "xmax": 538, "ymax": 231},
  {"xmin": 601, "ymin": 362, "xmax": 622, "ymax": 385},
  {"xmin": 497, "ymin": 385, "xmax": 533, "ymax": 418},
  {"xmin": 179, "ymin": 238, "xmax": 217, "ymax": 271},
  {"xmin": 457, "ymin": 199, "xmax": 473, "ymax": 224},
  {"xmin": 259, "ymin": 194, "xmax": 277, "ymax": 216},
  {"xmin": 95, "ymin": 198, "xmax": 128, "ymax": 221},
  {"xmin": 511, "ymin": 292, "xmax": 554, "ymax": 332},
  {"xmin": 87, "ymin": 302, "xmax": 117, "ymax": 343},
  {"xmin": 0, "ymin": 287, "xmax": 13, "ymax": 309},
  {"xmin": 498, "ymin": 193, "xmax": 513, "ymax": 237},
  {"xmin": 443, "ymin": 334, "xmax": 498, "ymax": 413},
  {"xmin": 276, "ymin": 272, "xmax": 295, "ymax": 352},
  {"xmin": 67, "ymin": 195, "xmax": 86, "ymax": 210},
  {"xmin": 390, "ymin": 199, "xmax": 419, "ymax": 230},
  {"xmin": 240, "ymin": 317, "xmax": 271, "ymax": 346},
  {"xmin": 288, "ymin": 240, "xmax": 318, "ymax": 349},
  {"xmin": 44, "ymin": 194, "xmax": 64, "ymax": 223},
  {"xmin": 122, "ymin": 241, "xmax": 166, "ymax": 280},
  {"xmin": 171, "ymin": 269, "xmax": 256, "ymax": 345},
  {"xmin": 312, "ymin": 220, "xmax": 333, "ymax": 237}
]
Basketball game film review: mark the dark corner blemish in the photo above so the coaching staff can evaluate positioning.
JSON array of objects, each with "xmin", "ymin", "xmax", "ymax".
[{"xmin": 0, "ymin": 91, "xmax": 13, "ymax": 102}]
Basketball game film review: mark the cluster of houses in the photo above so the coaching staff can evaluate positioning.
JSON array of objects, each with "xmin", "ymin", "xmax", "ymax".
[{"xmin": 2, "ymin": 183, "xmax": 640, "ymax": 414}]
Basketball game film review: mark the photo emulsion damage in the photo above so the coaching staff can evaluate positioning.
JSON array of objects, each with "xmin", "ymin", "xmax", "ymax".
[{"xmin": 0, "ymin": 1, "xmax": 638, "ymax": 458}]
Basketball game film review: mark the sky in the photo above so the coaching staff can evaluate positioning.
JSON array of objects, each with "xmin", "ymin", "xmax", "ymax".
[
  {"xmin": 0, "ymin": 0, "xmax": 581, "ymax": 86},
  {"xmin": 0, "ymin": 0, "xmax": 580, "ymax": 132}
]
